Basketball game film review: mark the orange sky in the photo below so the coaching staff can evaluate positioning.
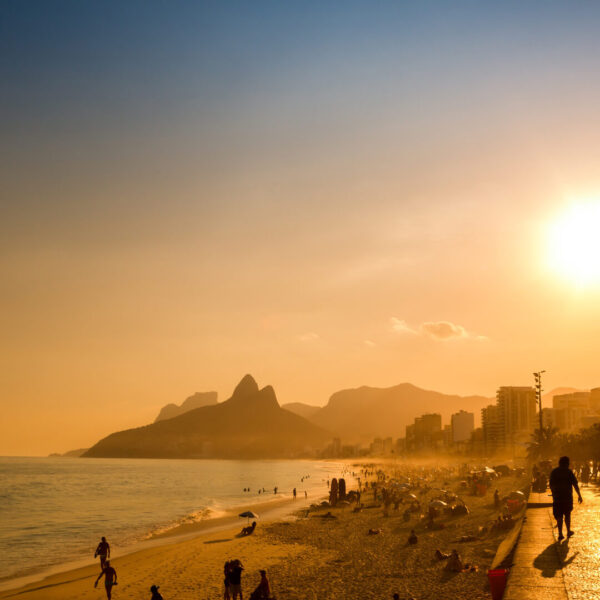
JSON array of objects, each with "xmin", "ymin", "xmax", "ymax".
[{"xmin": 2, "ymin": 2, "xmax": 600, "ymax": 455}]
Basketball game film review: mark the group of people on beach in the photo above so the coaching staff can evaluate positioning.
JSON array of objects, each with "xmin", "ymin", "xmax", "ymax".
[
  {"xmin": 91, "ymin": 538, "xmax": 272, "ymax": 600},
  {"xmin": 224, "ymin": 560, "xmax": 272, "ymax": 600},
  {"xmin": 93, "ymin": 537, "xmax": 162, "ymax": 600},
  {"xmin": 90, "ymin": 473, "xmax": 325, "ymax": 599}
]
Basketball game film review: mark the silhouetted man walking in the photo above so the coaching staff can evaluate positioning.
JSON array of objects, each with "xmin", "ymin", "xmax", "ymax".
[
  {"xmin": 94, "ymin": 560, "xmax": 117, "ymax": 599},
  {"xmin": 550, "ymin": 455, "xmax": 583, "ymax": 541},
  {"xmin": 95, "ymin": 536, "xmax": 110, "ymax": 571}
]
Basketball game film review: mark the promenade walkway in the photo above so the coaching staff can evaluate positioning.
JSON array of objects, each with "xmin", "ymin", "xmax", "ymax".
[{"xmin": 504, "ymin": 484, "xmax": 600, "ymax": 600}]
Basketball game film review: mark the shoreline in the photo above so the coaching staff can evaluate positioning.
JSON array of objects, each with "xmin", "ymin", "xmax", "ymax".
[
  {"xmin": 0, "ymin": 459, "xmax": 526, "ymax": 600},
  {"xmin": 0, "ymin": 489, "xmax": 323, "ymax": 594}
]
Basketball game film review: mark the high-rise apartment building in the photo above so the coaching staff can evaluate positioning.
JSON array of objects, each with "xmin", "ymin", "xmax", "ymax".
[
  {"xmin": 451, "ymin": 410, "xmax": 475, "ymax": 443},
  {"xmin": 482, "ymin": 404, "xmax": 502, "ymax": 454},
  {"xmin": 482, "ymin": 387, "xmax": 536, "ymax": 453},
  {"xmin": 496, "ymin": 386, "xmax": 537, "ymax": 446}
]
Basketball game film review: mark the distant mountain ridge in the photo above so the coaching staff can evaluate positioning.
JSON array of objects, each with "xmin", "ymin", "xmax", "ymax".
[
  {"xmin": 282, "ymin": 402, "xmax": 321, "ymax": 420},
  {"xmin": 155, "ymin": 391, "xmax": 218, "ymax": 422},
  {"xmin": 307, "ymin": 383, "xmax": 493, "ymax": 443},
  {"xmin": 83, "ymin": 375, "xmax": 331, "ymax": 459},
  {"xmin": 542, "ymin": 387, "xmax": 581, "ymax": 402},
  {"xmin": 48, "ymin": 448, "xmax": 89, "ymax": 458}
]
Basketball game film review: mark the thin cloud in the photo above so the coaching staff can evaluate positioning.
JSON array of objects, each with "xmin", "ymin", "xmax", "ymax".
[
  {"xmin": 391, "ymin": 318, "xmax": 486, "ymax": 341},
  {"xmin": 297, "ymin": 332, "xmax": 320, "ymax": 342},
  {"xmin": 389, "ymin": 318, "xmax": 418, "ymax": 334},
  {"xmin": 364, "ymin": 339, "xmax": 377, "ymax": 347},
  {"xmin": 420, "ymin": 321, "xmax": 468, "ymax": 340}
]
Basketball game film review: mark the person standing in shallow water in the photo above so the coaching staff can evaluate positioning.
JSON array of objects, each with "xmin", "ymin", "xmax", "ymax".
[{"xmin": 550, "ymin": 455, "xmax": 583, "ymax": 541}]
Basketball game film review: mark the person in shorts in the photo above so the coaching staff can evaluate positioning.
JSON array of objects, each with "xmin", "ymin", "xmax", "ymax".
[
  {"xmin": 94, "ymin": 537, "xmax": 110, "ymax": 571},
  {"xmin": 94, "ymin": 560, "xmax": 117, "ymax": 599},
  {"xmin": 550, "ymin": 455, "xmax": 583, "ymax": 541},
  {"xmin": 229, "ymin": 559, "xmax": 244, "ymax": 599}
]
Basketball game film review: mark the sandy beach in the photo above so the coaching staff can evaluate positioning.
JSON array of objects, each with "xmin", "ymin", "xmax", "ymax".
[{"xmin": 1, "ymin": 461, "xmax": 527, "ymax": 600}]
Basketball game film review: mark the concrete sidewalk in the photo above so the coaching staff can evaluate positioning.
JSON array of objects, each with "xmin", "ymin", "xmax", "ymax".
[{"xmin": 504, "ymin": 486, "xmax": 600, "ymax": 600}]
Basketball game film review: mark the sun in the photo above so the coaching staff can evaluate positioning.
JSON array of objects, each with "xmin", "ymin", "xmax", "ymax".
[{"xmin": 547, "ymin": 201, "xmax": 600, "ymax": 286}]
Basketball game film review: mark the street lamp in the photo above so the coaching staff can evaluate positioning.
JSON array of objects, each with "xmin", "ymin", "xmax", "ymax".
[{"xmin": 533, "ymin": 370, "xmax": 546, "ymax": 434}]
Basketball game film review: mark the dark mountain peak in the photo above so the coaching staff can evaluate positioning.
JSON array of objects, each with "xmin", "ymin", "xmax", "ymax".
[
  {"xmin": 83, "ymin": 375, "xmax": 330, "ymax": 459},
  {"xmin": 225, "ymin": 379, "xmax": 279, "ymax": 411},
  {"xmin": 232, "ymin": 374, "xmax": 259, "ymax": 399},
  {"xmin": 256, "ymin": 385, "xmax": 279, "ymax": 410}
]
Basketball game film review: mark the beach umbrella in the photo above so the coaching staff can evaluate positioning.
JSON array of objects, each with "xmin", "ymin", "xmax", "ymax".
[{"xmin": 239, "ymin": 510, "xmax": 259, "ymax": 524}]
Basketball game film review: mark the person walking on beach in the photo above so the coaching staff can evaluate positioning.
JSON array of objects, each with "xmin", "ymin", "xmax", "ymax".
[
  {"xmin": 94, "ymin": 536, "xmax": 110, "ymax": 571},
  {"xmin": 94, "ymin": 560, "xmax": 117, "ymax": 600},
  {"xmin": 150, "ymin": 585, "xmax": 163, "ymax": 600},
  {"xmin": 293, "ymin": 487, "xmax": 297, "ymax": 499},
  {"xmin": 229, "ymin": 560, "xmax": 244, "ymax": 600},
  {"xmin": 550, "ymin": 455, "xmax": 583, "ymax": 541}
]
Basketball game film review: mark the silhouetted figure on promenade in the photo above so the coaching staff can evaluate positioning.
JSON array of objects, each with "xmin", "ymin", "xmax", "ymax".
[
  {"xmin": 94, "ymin": 560, "xmax": 117, "ymax": 599},
  {"xmin": 94, "ymin": 536, "xmax": 110, "ymax": 571},
  {"xmin": 550, "ymin": 456, "xmax": 583, "ymax": 541},
  {"xmin": 293, "ymin": 487, "xmax": 297, "ymax": 499},
  {"xmin": 150, "ymin": 584, "xmax": 163, "ymax": 600}
]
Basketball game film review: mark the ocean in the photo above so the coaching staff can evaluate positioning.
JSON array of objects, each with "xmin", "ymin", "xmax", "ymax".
[{"xmin": 0, "ymin": 456, "xmax": 349, "ymax": 587}]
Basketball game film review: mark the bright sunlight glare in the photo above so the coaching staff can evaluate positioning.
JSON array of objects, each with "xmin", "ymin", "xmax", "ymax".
[{"xmin": 547, "ymin": 201, "xmax": 600, "ymax": 286}]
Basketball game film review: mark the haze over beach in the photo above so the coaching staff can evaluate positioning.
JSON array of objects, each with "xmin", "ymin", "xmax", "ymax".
[{"xmin": 3, "ymin": 2, "xmax": 600, "ymax": 599}]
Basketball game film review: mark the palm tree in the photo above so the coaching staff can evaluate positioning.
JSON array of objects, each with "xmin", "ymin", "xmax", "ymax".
[{"xmin": 527, "ymin": 426, "xmax": 560, "ymax": 461}]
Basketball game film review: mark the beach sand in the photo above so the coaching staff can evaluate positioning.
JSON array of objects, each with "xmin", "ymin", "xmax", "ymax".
[{"xmin": 1, "ymin": 463, "xmax": 526, "ymax": 600}]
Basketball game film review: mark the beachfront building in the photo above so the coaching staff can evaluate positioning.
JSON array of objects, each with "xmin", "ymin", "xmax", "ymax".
[
  {"xmin": 496, "ymin": 386, "xmax": 537, "ymax": 450},
  {"xmin": 482, "ymin": 404, "xmax": 502, "ymax": 454},
  {"xmin": 451, "ymin": 410, "xmax": 475, "ymax": 443},
  {"xmin": 406, "ymin": 413, "xmax": 442, "ymax": 452},
  {"xmin": 543, "ymin": 391, "xmax": 600, "ymax": 433},
  {"xmin": 443, "ymin": 424, "xmax": 453, "ymax": 447}
]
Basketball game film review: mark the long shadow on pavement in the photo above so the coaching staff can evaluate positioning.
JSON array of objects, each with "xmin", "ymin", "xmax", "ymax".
[{"xmin": 533, "ymin": 541, "xmax": 578, "ymax": 578}]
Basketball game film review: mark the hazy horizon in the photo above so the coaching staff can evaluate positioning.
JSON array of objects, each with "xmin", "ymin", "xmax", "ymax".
[{"xmin": 3, "ymin": 1, "xmax": 600, "ymax": 455}]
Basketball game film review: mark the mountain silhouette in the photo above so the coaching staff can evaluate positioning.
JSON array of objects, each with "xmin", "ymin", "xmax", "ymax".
[
  {"xmin": 282, "ymin": 402, "xmax": 321, "ymax": 420},
  {"xmin": 308, "ymin": 383, "xmax": 492, "ymax": 443},
  {"xmin": 154, "ymin": 391, "xmax": 218, "ymax": 422},
  {"xmin": 84, "ymin": 375, "xmax": 331, "ymax": 459},
  {"xmin": 542, "ymin": 387, "xmax": 581, "ymax": 403}
]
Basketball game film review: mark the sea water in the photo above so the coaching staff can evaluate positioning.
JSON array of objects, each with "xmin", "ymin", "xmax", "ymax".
[{"xmin": 0, "ymin": 456, "xmax": 349, "ymax": 585}]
